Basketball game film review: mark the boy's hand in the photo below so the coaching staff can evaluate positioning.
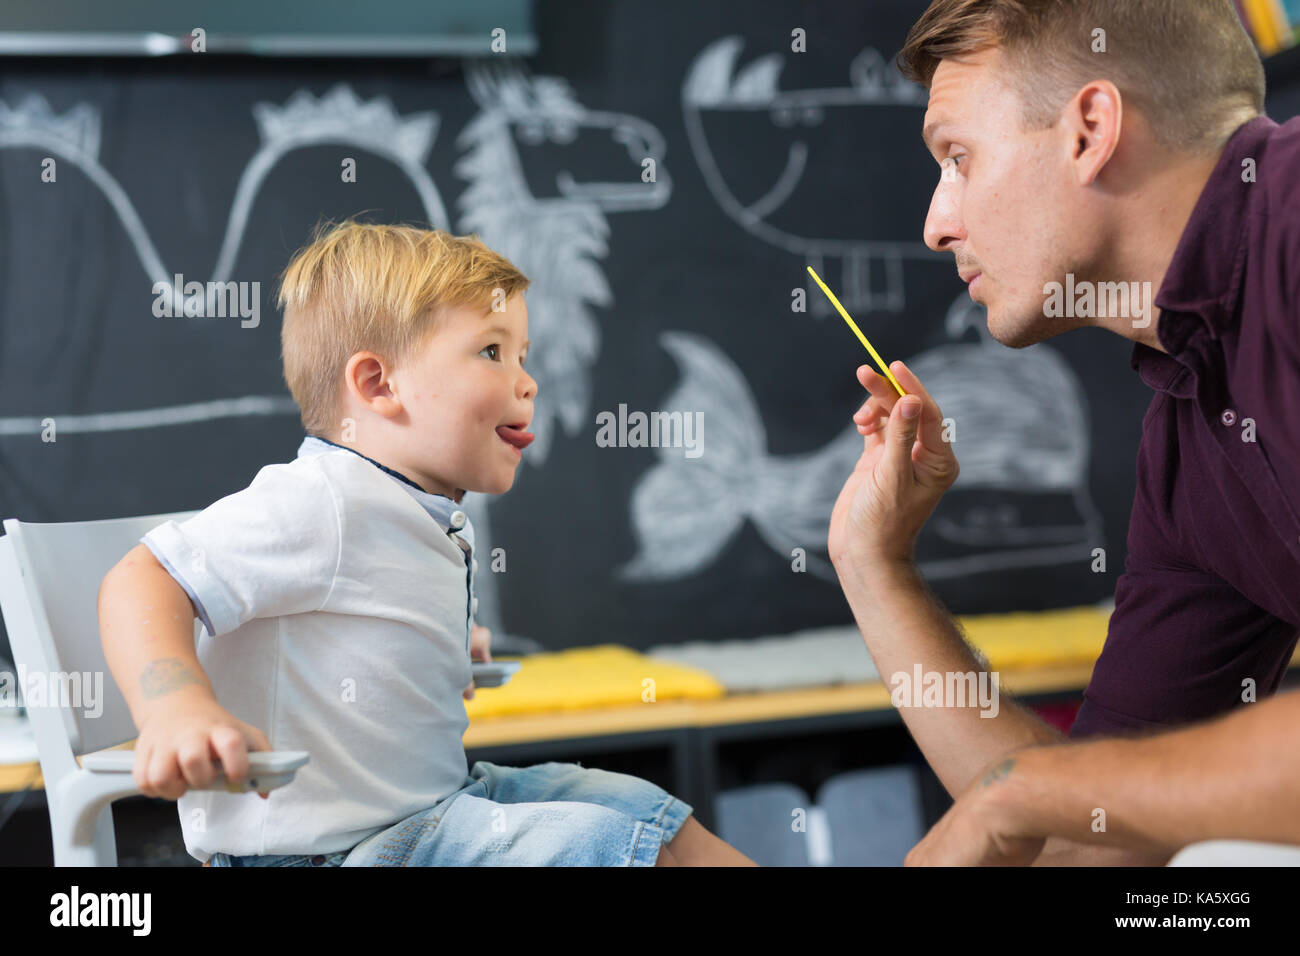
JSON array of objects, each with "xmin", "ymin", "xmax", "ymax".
[
  {"xmin": 132, "ymin": 689, "xmax": 274, "ymax": 800},
  {"xmin": 463, "ymin": 625, "xmax": 493, "ymax": 700}
]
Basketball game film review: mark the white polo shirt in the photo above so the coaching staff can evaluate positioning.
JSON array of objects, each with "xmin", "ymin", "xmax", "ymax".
[{"xmin": 141, "ymin": 435, "xmax": 479, "ymax": 862}]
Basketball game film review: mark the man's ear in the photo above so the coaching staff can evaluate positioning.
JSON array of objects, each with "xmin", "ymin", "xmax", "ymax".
[{"xmin": 1065, "ymin": 80, "xmax": 1122, "ymax": 187}]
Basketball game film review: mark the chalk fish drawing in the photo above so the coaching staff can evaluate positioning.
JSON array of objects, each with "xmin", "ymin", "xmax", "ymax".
[
  {"xmin": 683, "ymin": 36, "xmax": 946, "ymax": 317},
  {"xmin": 620, "ymin": 295, "xmax": 1103, "ymax": 583}
]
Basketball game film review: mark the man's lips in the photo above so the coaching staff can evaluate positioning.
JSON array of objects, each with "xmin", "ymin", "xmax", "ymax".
[{"xmin": 496, "ymin": 424, "xmax": 534, "ymax": 450}]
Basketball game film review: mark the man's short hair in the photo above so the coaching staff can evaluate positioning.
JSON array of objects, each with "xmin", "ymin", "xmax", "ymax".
[{"xmin": 898, "ymin": 0, "xmax": 1266, "ymax": 154}]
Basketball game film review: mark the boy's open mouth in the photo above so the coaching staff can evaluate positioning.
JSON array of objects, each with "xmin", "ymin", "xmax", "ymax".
[{"xmin": 496, "ymin": 423, "xmax": 534, "ymax": 451}]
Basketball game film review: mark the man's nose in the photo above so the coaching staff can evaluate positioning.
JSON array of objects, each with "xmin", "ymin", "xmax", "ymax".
[{"xmin": 923, "ymin": 182, "xmax": 964, "ymax": 253}]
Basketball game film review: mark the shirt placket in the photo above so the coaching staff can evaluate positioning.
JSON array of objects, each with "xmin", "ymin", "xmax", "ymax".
[
  {"xmin": 1191, "ymin": 344, "xmax": 1300, "ymax": 604},
  {"xmin": 446, "ymin": 509, "xmax": 475, "ymax": 655}
]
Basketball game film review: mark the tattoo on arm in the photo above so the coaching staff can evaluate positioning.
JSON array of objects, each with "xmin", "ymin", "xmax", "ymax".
[
  {"xmin": 980, "ymin": 758, "xmax": 1015, "ymax": 788},
  {"xmin": 140, "ymin": 658, "xmax": 201, "ymax": 699}
]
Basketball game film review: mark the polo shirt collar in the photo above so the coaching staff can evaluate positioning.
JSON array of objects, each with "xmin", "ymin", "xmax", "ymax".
[
  {"xmin": 295, "ymin": 435, "xmax": 473, "ymax": 544},
  {"xmin": 1132, "ymin": 115, "xmax": 1277, "ymax": 393}
]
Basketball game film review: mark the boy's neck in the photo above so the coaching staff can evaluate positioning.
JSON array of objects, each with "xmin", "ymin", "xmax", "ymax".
[{"xmin": 315, "ymin": 435, "xmax": 465, "ymax": 503}]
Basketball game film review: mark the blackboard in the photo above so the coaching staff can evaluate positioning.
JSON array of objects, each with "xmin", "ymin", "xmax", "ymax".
[{"xmin": 1, "ymin": 0, "xmax": 1294, "ymax": 658}]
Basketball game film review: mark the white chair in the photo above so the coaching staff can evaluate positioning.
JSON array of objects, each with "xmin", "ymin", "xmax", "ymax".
[
  {"xmin": 1168, "ymin": 840, "xmax": 1300, "ymax": 866},
  {"xmin": 0, "ymin": 512, "xmax": 308, "ymax": 866}
]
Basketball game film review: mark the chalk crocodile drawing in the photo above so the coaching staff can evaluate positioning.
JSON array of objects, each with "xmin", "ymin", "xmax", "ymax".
[
  {"xmin": 620, "ymin": 295, "xmax": 1103, "ymax": 584},
  {"xmin": 683, "ymin": 36, "xmax": 947, "ymax": 317},
  {"xmin": 0, "ymin": 85, "xmax": 447, "ymax": 436}
]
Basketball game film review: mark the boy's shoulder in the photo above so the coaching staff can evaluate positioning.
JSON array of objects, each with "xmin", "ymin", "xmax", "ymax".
[{"xmin": 238, "ymin": 440, "xmax": 418, "ymax": 519}]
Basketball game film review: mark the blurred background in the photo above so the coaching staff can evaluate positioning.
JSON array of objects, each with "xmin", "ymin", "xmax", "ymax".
[{"xmin": 1, "ymin": 0, "xmax": 1298, "ymax": 866}]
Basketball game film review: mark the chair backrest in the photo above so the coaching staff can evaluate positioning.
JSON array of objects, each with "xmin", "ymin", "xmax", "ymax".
[{"xmin": 0, "ymin": 512, "xmax": 198, "ymax": 765}]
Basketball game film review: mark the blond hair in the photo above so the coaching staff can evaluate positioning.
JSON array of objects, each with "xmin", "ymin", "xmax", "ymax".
[
  {"xmin": 898, "ymin": 0, "xmax": 1265, "ymax": 154},
  {"xmin": 277, "ymin": 219, "xmax": 530, "ymax": 437}
]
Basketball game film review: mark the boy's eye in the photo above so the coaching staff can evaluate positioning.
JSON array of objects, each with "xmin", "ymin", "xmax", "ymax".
[{"xmin": 481, "ymin": 344, "xmax": 500, "ymax": 360}]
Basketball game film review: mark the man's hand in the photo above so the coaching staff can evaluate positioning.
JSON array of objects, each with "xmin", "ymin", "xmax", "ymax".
[
  {"xmin": 463, "ymin": 625, "xmax": 492, "ymax": 700},
  {"xmin": 905, "ymin": 753, "xmax": 1047, "ymax": 866},
  {"xmin": 828, "ymin": 361, "xmax": 959, "ymax": 571}
]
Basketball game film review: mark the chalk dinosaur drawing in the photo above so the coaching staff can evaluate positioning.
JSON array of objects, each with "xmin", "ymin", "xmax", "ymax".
[
  {"xmin": 682, "ymin": 36, "xmax": 947, "ymax": 316},
  {"xmin": 620, "ymin": 295, "xmax": 1103, "ymax": 584},
  {"xmin": 452, "ymin": 59, "xmax": 671, "ymax": 650},
  {"xmin": 0, "ymin": 85, "xmax": 447, "ymax": 434}
]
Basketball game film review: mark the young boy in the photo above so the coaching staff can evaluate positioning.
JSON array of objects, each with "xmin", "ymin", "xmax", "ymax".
[{"xmin": 98, "ymin": 220, "xmax": 753, "ymax": 866}]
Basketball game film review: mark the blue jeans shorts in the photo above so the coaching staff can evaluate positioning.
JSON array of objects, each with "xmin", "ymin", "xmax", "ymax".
[{"xmin": 208, "ymin": 760, "xmax": 692, "ymax": 867}]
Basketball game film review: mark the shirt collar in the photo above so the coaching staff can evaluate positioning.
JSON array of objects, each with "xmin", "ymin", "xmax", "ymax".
[
  {"xmin": 296, "ymin": 435, "xmax": 473, "ymax": 544},
  {"xmin": 1152, "ymin": 115, "xmax": 1275, "ymax": 343},
  {"xmin": 1131, "ymin": 115, "xmax": 1278, "ymax": 396}
]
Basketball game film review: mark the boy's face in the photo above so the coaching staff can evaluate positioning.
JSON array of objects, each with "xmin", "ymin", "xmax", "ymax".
[{"xmin": 391, "ymin": 294, "xmax": 537, "ymax": 499}]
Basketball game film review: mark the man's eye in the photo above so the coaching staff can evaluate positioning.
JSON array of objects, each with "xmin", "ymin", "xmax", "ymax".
[{"xmin": 481, "ymin": 344, "xmax": 500, "ymax": 360}]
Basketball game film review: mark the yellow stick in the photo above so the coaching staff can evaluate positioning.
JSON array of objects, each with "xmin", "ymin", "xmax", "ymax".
[{"xmin": 806, "ymin": 265, "xmax": 907, "ymax": 397}]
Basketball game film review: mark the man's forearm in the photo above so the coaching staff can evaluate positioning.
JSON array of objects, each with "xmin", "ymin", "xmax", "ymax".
[
  {"xmin": 836, "ymin": 556, "xmax": 1064, "ymax": 795},
  {"xmin": 998, "ymin": 690, "xmax": 1300, "ymax": 854}
]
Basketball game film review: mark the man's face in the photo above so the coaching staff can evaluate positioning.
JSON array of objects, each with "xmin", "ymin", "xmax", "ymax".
[
  {"xmin": 922, "ymin": 48, "xmax": 1091, "ymax": 348},
  {"xmin": 392, "ymin": 293, "xmax": 537, "ymax": 498}
]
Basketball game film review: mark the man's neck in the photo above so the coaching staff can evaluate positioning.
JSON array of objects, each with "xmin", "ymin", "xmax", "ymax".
[{"xmin": 1101, "ymin": 146, "xmax": 1224, "ymax": 356}]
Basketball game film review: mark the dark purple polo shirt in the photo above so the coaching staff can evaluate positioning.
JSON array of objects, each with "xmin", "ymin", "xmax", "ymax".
[{"xmin": 1070, "ymin": 115, "xmax": 1300, "ymax": 738}]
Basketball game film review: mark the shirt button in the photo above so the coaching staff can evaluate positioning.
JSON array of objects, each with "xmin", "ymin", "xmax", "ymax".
[
  {"xmin": 472, "ymin": 558, "xmax": 479, "ymax": 574},
  {"xmin": 1220, "ymin": 409, "xmax": 1237, "ymax": 426},
  {"xmin": 449, "ymin": 511, "xmax": 467, "ymax": 530},
  {"xmin": 472, "ymin": 597, "xmax": 479, "ymax": 615}
]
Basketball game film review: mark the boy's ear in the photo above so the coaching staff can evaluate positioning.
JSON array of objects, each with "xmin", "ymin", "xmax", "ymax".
[{"xmin": 345, "ymin": 351, "xmax": 403, "ymax": 419}]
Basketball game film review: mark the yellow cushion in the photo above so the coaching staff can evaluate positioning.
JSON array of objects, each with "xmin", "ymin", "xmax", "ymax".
[
  {"xmin": 465, "ymin": 644, "xmax": 726, "ymax": 719},
  {"xmin": 465, "ymin": 607, "xmax": 1111, "ymax": 718},
  {"xmin": 956, "ymin": 605, "xmax": 1111, "ymax": 670}
]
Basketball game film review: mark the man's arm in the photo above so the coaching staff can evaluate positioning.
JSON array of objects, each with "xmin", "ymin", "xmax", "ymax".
[
  {"xmin": 838, "ymin": 556, "xmax": 1065, "ymax": 796},
  {"xmin": 908, "ymin": 689, "xmax": 1300, "ymax": 865}
]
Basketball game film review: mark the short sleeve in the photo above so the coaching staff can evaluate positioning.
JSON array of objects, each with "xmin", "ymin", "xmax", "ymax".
[{"xmin": 141, "ymin": 462, "xmax": 342, "ymax": 637}]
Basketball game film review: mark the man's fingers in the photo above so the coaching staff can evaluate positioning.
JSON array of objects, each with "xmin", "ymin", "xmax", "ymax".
[
  {"xmin": 886, "ymin": 394, "xmax": 923, "ymax": 479},
  {"xmin": 888, "ymin": 360, "xmax": 948, "ymax": 451}
]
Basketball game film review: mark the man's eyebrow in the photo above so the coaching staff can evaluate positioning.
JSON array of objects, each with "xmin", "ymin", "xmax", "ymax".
[
  {"xmin": 921, "ymin": 120, "xmax": 952, "ymax": 154},
  {"xmin": 481, "ymin": 325, "xmax": 530, "ymax": 350}
]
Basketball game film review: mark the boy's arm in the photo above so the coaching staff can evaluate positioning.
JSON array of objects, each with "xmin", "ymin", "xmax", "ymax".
[
  {"xmin": 98, "ymin": 543, "xmax": 272, "ymax": 799},
  {"xmin": 99, "ymin": 543, "xmax": 217, "ymax": 728}
]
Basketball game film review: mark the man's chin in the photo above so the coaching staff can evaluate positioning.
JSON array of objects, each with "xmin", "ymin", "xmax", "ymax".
[{"xmin": 986, "ymin": 306, "xmax": 1054, "ymax": 349}]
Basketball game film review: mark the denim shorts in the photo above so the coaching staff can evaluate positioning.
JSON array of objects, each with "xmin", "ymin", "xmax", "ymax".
[{"xmin": 208, "ymin": 760, "xmax": 692, "ymax": 867}]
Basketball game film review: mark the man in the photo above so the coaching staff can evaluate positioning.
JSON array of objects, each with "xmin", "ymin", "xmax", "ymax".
[{"xmin": 828, "ymin": 0, "xmax": 1300, "ymax": 865}]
